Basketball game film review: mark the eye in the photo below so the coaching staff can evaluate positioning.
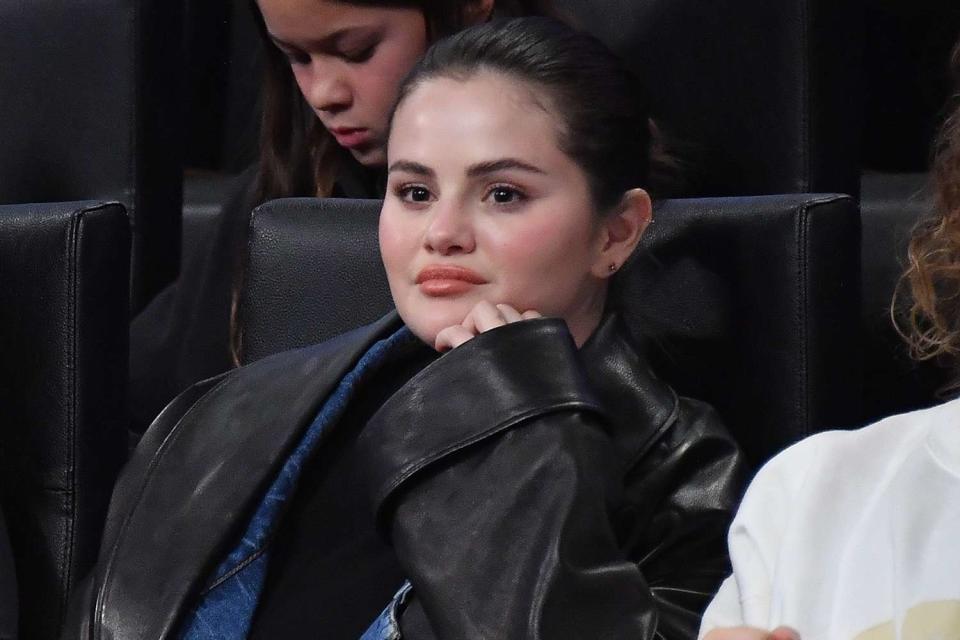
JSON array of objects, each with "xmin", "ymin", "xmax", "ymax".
[
  {"xmin": 280, "ymin": 48, "xmax": 310, "ymax": 66},
  {"xmin": 396, "ymin": 185, "xmax": 434, "ymax": 204},
  {"xmin": 485, "ymin": 185, "xmax": 525, "ymax": 205},
  {"xmin": 341, "ymin": 42, "xmax": 378, "ymax": 63}
]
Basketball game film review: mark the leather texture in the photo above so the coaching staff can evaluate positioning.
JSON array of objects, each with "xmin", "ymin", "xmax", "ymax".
[
  {"xmin": 240, "ymin": 195, "xmax": 861, "ymax": 465},
  {"xmin": 364, "ymin": 314, "xmax": 745, "ymax": 639},
  {"xmin": 240, "ymin": 198, "xmax": 393, "ymax": 362},
  {"xmin": 859, "ymin": 172, "xmax": 945, "ymax": 421},
  {"xmin": 553, "ymin": 0, "xmax": 863, "ymax": 197},
  {"xmin": 63, "ymin": 312, "xmax": 746, "ymax": 639},
  {"xmin": 0, "ymin": 0, "xmax": 182, "ymax": 310},
  {"xmin": 0, "ymin": 508, "xmax": 16, "ymax": 640},
  {"xmin": 0, "ymin": 201, "xmax": 130, "ymax": 640}
]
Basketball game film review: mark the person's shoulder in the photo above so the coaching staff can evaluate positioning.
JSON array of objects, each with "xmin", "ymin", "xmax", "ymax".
[
  {"xmin": 742, "ymin": 398, "xmax": 960, "ymax": 513},
  {"xmin": 777, "ymin": 399, "xmax": 954, "ymax": 469}
]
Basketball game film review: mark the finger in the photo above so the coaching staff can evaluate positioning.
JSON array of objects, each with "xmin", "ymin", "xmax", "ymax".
[
  {"xmin": 521, "ymin": 310, "xmax": 543, "ymax": 320},
  {"xmin": 471, "ymin": 300, "xmax": 508, "ymax": 333},
  {"xmin": 496, "ymin": 303, "xmax": 523, "ymax": 323},
  {"xmin": 703, "ymin": 627, "xmax": 786, "ymax": 640},
  {"xmin": 459, "ymin": 301, "xmax": 488, "ymax": 335},
  {"xmin": 770, "ymin": 628, "xmax": 801, "ymax": 640},
  {"xmin": 434, "ymin": 325, "xmax": 476, "ymax": 352}
]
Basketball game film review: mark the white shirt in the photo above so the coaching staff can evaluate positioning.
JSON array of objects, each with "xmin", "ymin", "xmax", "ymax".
[{"xmin": 699, "ymin": 398, "xmax": 960, "ymax": 640}]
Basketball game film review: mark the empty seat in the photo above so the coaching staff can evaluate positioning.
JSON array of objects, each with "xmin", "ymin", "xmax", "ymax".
[
  {"xmin": 554, "ymin": 0, "xmax": 862, "ymax": 198},
  {"xmin": 0, "ymin": 201, "xmax": 130, "ymax": 640},
  {"xmin": 0, "ymin": 0, "xmax": 183, "ymax": 311}
]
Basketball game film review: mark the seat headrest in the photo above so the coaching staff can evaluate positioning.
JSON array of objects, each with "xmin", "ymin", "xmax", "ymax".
[{"xmin": 241, "ymin": 194, "xmax": 860, "ymax": 464}]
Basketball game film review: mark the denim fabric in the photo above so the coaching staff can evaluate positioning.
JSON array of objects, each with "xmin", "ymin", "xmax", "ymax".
[
  {"xmin": 359, "ymin": 582, "xmax": 412, "ymax": 640},
  {"xmin": 179, "ymin": 327, "xmax": 415, "ymax": 640}
]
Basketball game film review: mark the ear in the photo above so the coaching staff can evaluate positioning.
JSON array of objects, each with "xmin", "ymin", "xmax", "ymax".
[
  {"xmin": 590, "ymin": 188, "xmax": 652, "ymax": 279},
  {"xmin": 462, "ymin": 0, "xmax": 496, "ymax": 25}
]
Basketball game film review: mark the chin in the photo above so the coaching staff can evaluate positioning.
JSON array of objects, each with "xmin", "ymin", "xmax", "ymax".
[
  {"xmin": 349, "ymin": 144, "xmax": 387, "ymax": 168},
  {"xmin": 399, "ymin": 304, "xmax": 470, "ymax": 349}
]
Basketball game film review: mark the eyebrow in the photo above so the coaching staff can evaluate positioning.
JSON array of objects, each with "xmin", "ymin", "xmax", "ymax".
[
  {"xmin": 388, "ymin": 160, "xmax": 434, "ymax": 177},
  {"xmin": 466, "ymin": 159, "xmax": 546, "ymax": 177},
  {"xmin": 387, "ymin": 158, "xmax": 546, "ymax": 178},
  {"xmin": 268, "ymin": 26, "xmax": 372, "ymax": 52}
]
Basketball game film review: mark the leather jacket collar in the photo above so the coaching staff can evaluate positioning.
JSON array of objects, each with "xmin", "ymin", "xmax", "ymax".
[{"xmin": 580, "ymin": 313, "xmax": 679, "ymax": 467}]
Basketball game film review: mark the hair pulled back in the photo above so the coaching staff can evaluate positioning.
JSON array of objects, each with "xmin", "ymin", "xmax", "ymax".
[
  {"xmin": 393, "ymin": 17, "xmax": 655, "ymax": 212},
  {"xmin": 899, "ymin": 39, "xmax": 960, "ymax": 379}
]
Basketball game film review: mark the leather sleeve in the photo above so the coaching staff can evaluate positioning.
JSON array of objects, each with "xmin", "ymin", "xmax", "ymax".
[
  {"xmin": 60, "ymin": 373, "xmax": 229, "ymax": 640},
  {"xmin": 359, "ymin": 319, "xmax": 745, "ymax": 639},
  {"xmin": 623, "ymin": 397, "xmax": 747, "ymax": 638}
]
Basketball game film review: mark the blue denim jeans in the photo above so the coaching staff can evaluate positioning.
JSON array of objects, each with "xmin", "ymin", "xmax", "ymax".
[{"xmin": 360, "ymin": 582, "xmax": 412, "ymax": 640}]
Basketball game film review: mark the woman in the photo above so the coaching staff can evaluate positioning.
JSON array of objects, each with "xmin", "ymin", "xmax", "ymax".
[
  {"xmin": 71, "ymin": 18, "xmax": 744, "ymax": 639},
  {"xmin": 129, "ymin": 0, "xmax": 558, "ymax": 433},
  {"xmin": 699, "ymin": 41, "xmax": 960, "ymax": 640}
]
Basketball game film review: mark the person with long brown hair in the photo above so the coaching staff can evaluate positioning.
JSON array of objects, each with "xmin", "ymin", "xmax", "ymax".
[
  {"xmin": 129, "ymin": 0, "xmax": 558, "ymax": 434},
  {"xmin": 699, "ymin": 39, "xmax": 960, "ymax": 640}
]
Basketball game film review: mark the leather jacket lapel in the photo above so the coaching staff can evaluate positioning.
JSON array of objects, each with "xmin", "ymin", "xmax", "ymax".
[
  {"xmin": 95, "ymin": 313, "xmax": 402, "ymax": 640},
  {"xmin": 580, "ymin": 313, "xmax": 679, "ymax": 467}
]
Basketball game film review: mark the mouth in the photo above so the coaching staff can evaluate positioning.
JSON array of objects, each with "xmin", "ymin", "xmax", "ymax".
[
  {"xmin": 329, "ymin": 127, "xmax": 372, "ymax": 149},
  {"xmin": 415, "ymin": 265, "xmax": 488, "ymax": 297}
]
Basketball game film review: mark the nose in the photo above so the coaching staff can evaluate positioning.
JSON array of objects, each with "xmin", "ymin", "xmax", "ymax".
[
  {"xmin": 298, "ymin": 59, "xmax": 352, "ymax": 114},
  {"xmin": 424, "ymin": 203, "xmax": 475, "ymax": 256}
]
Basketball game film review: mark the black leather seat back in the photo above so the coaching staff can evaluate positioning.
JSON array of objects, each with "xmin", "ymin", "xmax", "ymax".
[
  {"xmin": 553, "ymin": 0, "xmax": 862, "ymax": 198},
  {"xmin": 240, "ymin": 195, "xmax": 860, "ymax": 465},
  {"xmin": 0, "ymin": 202, "xmax": 130, "ymax": 640},
  {"xmin": 240, "ymin": 199, "xmax": 393, "ymax": 361},
  {"xmin": 859, "ymin": 173, "xmax": 945, "ymax": 422},
  {"xmin": 618, "ymin": 195, "xmax": 861, "ymax": 462},
  {"xmin": 0, "ymin": 1, "xmax": 182, "ymax": 310}
]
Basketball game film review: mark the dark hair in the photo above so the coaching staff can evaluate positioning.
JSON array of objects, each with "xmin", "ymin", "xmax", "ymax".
[
  {"xmin": 392, "ymin": 17, "xmax": 657, "ymax": 211},
  {"xmin": 898, "ymin": 38, "xmax": 960, "ymax": 383},
  {"xmin": 251, "ymin": 0, "xmax": 557, "ymax": 204},
  {"xmin": 234, "ymin": 1, "xmax": 556, "ymax": 364}
]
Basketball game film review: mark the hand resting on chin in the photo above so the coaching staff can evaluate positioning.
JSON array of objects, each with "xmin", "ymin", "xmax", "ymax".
[{"xmin": 434, "ymin": 300, "xmax": 542, "ymax": 351}]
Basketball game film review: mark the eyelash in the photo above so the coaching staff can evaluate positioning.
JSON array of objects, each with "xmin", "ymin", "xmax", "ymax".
[
  {"xmin": 484, "ymin": 184, "xmax": 527, "ymax": 205},
  {"xmin": 281, "ymin": 43, "xmax": 377, "ymax": 66},
  {"xmin": 282, "ymin": 49, "xmax": 310, "ymax": 66},
  {"xmin": 342, "ymin": 44, "xmax": 377, "ymax": 63},
  {"xmin": 393, "ymin": 184, "xmax": 529, "ymax": 207},
  {"xmin": 395, "ymin": 184, "xmax": 433, "ymax": 204}
]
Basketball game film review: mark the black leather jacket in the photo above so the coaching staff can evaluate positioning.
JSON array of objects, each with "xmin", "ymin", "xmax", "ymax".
[{"xmin": 65, "ymin": 312, "xmax": 746, "ymax": 640}]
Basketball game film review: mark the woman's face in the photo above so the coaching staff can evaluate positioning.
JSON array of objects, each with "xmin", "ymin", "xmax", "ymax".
[
  {"xmin": 380, "ymin": 72, "xmax": 613, "ymax": 347},
  {"xmin": 256, "ymin": 0, "xmax": 429, "ymax": 167}
]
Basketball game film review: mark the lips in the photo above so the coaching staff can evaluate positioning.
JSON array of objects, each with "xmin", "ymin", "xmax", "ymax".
[
  {"xmin": 329, "ymin": 127, "xmax": 372, "ymax": 149},
  {"xmin": 416, "ymin": 265, "xmax": 488, "ymax": 297}
]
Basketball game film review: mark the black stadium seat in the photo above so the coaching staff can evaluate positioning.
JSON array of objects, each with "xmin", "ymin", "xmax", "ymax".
[
  {"xmin": 240, "ymin": 195, "xmax": 861, "ymax": 465},
  {"xmin": 0, "ymin": 201, "xmax": 130, "ymax": 640},
  {"xmin": 0, "ymin": 0, "xmax": 183, "ymax": 311},
  {"xmin": 554, "ymin": 0, "xmax": 862, "ymax": 198}
]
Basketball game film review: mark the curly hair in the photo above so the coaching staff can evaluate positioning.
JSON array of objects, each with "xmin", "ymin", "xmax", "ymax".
[{"xmin": 898, "ymin": 38, "xmax": 960, "ymax": 374}]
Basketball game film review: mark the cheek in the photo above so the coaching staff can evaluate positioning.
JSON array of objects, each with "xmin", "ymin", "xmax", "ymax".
[
  {"xmin": 497, "ymin": 219, "xmax": 593, "ymax": 275},
  {"xmin": 364, "ymin": 47, "xmax": 425, "ymax": 117},
  {"xmin": 289, "ymin": 65, "xmax": 312, "ymax": 99},
  {"xmin": 488, "ymin": 215, "xmax": 598, "ymax": 308},
  {"xmin": 378, "ymin": 209, "xmax": 411, "ymax": 278}
]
